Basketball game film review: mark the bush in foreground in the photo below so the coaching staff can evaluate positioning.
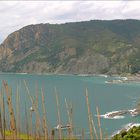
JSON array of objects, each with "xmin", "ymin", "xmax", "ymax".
[{"xmin": 112, "ymin": 126, "xmax": 140, "ymax": 140}]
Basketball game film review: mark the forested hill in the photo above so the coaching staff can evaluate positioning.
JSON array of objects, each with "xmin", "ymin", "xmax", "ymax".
[{"xmin": 0, "ymin": 19, "xmax": 140, "ymax": 74}]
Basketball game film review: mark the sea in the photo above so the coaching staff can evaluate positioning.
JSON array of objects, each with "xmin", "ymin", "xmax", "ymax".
[{"xmin": 0, "ymin": 73, "xmax": 140, "ymax": 138}]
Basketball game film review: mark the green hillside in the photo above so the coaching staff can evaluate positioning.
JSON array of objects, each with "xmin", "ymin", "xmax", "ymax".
[{"xmin": 0, "ymin": 19, "xmax": 140, "ymax": 74}]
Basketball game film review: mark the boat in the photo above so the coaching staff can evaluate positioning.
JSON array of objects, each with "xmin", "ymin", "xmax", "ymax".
[{"xmin": 54, "ymin": 124, "xmax": 72, "ymax": 130}]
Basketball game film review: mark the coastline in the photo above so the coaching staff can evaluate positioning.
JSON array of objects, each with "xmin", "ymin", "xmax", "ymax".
[{"xmin": 0, "ymin": 72, "xmax": 140, "ymax": 84}]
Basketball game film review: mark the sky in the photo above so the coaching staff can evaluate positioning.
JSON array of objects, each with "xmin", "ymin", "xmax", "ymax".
[{"xmin": 0, "ymin": 1, "xmax": 140, "ymax": 43}]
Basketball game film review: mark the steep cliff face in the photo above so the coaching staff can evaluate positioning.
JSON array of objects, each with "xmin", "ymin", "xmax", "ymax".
[{"xmin": 0, "ymin": 20, "xmax": 140, "ymax": 74}]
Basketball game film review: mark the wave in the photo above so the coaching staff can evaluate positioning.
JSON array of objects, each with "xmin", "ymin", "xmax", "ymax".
[
  {"xmin": 111, "ymin": 123, "xmax": 140, "ymax": 137},
  {"xmin": 120, "ymin": 77, "xmax": 128, "ymax": 80},
  {"xmin": 17, "ymin": 73, "xmax": 28, "ymax": 75},
  {"xmin": 99, "ymin": 74, "xmax": 108, "ymax": 78},
  {"xmin": 128, "ymin": 108, "xmax": 139, "ymax": 117},
  {"xmin": 97, "ymin": 108, "xmax": 139, "ymax": 119},
  {"xmin": 105, "ymin": 79, "xmax": 124, "ymax": 84},
  {"xmin": 95, "ymin": 110, "xmax": 126, "ymax": 119},
  {"xmin": 123, "ymin": 123, "xmax": 140, "ymax": 131},
  {"xmin": 99, "ymin": 114, "xmax": 125, "ymax": 119},
  {"xmin": 0, "ymin": 72, "xmax": 28, "ymax": 75},
  {"xmin": 114, "ymin": 76, "xmax": 128, "ymax": 80}
]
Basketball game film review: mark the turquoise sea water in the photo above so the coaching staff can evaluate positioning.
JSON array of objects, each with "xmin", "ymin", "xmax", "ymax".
[{"xmin": 0, "ymin": 73, "xmax": 140, "ymax": 137}]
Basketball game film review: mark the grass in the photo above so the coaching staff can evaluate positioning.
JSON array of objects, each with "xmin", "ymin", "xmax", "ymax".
[{"xmin": 5, "ymin": 131, "xmax": 34, "ymax": 140}]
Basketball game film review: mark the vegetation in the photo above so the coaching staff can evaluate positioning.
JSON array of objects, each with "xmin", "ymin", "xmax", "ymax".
[
  {"xmin": 1, "ymin": 20, "xmax": 140, "ymax": 74},
  {"xmin": 112, "ymin": 126, "xmax": 140, "ymax": 140}
]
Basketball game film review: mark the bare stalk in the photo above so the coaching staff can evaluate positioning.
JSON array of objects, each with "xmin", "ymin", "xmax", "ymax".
[
  {"xmin": 16, "ymin": 84, "xmax": 21, "ymax": 139},
  {"xmin": 24, "ymin": 80, "xmax": 42, "ymax": 139},
  {"xmin": 25, "ymin": 102, "xmax": 29, "ymax": 140},
  {"xmin": 55, "ymin": 88, "xmax": 62, "ymax": 140},
  {"xmin": 65, "ymin": 98, "xmax": 73, "ymax": 138},
  {"xmin": 0, "ymin": 90, "xmax": 3, "ymax": 139},
  {"xmin": 3, "ymin": 81, "xmax": 17, "ymax": 139},
  {"xmin": 81, "ymin": 128, "xmax": 85, "ymax": 140},
  {"xmin": 91, "ymin": 114, "xmax": 98, "ymax": 140},
  {"xmin": 96, "ymin": 106, "xmax": 103, "ymax": 140},
  {"xmin": 85, "ymin": 88, "xmax": 94, "ymax": 140},
  {"xmin": 35, "ymin": 84, "xmax": 40, "ymax": 139},
  {"xmin": 29, "ymin": 111, "xmax": 33, "ymax": 137},
  {"xmin": 41, "ymin": 87, "xmax": 49, "ymax": 140},
  {"xmin": 0, "ymin": 107, "xmax": 3, "ymax": 139},
  {"xmin": 2, "ymin": 93, "xmax": 6, "ymax": 140}
]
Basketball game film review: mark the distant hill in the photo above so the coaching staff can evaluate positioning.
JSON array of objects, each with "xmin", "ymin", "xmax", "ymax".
[{"xmin": 0, "ymin": 19, "xmax": 140, "ymax": 74}]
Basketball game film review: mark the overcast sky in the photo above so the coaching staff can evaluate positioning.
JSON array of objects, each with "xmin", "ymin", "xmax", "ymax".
[{"xmin": 0, "ymin": 1, "xmax": 140, "ymax": 43}]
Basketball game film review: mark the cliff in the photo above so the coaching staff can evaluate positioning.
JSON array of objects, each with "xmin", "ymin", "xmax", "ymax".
[{"xmin": 0, "ymin": 20, "xmax": 140, "ymax": 74}]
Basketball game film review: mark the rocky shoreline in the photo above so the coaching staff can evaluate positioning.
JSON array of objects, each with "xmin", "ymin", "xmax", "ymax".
[
  {"xmin": 99, "ymin": 108, "xmax": 140, "ymax": 119},
  {"xmin": 111, "ymin": 123, "xmax": 140, "ymax": 138},
  {"xmin": 105, "ymin": 73, "xmax": 140, "ymax": 84}
]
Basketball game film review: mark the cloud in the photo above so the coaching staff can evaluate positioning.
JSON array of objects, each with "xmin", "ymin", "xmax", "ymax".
[{"xmin": 0, "ymin": 1, "xmax": 140, "ymax": 43}]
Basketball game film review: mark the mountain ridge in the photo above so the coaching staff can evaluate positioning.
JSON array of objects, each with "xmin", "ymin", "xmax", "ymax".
[{"xmin": 0, "ymin": 19, "xmax": 140, "ymax": 74}]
